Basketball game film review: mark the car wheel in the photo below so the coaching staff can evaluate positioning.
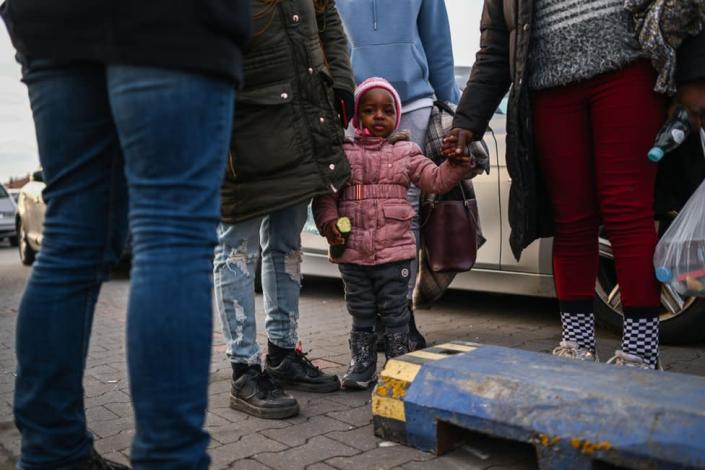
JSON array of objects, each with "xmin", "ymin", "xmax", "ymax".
[
  {"xmin": 17, "ymin": 218, "xmax": 36, "ymax": 266},
  {"xmin": 9, "ymin": 235, "xmax": 18, "ymax": 247},
  {"xmin": 595, "ymin": 235, "xmax": 705, "ymax": 344}
]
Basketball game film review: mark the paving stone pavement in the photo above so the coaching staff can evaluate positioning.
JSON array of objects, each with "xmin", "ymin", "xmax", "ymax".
[{"xmin": 0, "ymin": 246, "xmax": 703, "ymax": 469}]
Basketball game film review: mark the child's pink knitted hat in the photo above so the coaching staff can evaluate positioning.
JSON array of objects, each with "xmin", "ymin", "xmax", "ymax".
[{"xmin": 352, "ymin": 77, "xmax": 402, "ymax": 130}]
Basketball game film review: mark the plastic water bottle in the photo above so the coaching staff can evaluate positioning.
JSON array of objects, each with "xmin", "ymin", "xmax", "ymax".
[{"xmin": 648, "ymin": 106, "xmax": 691, "ymax": 162}]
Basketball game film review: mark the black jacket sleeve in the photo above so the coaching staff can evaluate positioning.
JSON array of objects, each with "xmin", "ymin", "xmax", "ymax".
[
  {"xmin": 676, "ymin": 28, "xmax": 705, "ymax": 85},
  {"xmin": 317, "ymin": 0, "xmax": 355, "ymax": 93},
  {"xmin": 452, "ymin": 0, "xmax": 512, "ymax": 137}
]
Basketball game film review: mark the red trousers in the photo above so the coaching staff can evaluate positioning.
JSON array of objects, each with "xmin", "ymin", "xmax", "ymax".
[{"xmin": 532, "ymin": 61, "xmax": 666, "ymax": 316}]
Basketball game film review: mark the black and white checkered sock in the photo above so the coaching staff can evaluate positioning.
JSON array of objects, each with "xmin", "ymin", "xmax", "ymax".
[
  {"xmin": 622, "ymin": 317, "xmax": 659, "ymax": 369},
  {"xmin": 560, "ymin": 312, "xmax": 596, "ymax": 352}
]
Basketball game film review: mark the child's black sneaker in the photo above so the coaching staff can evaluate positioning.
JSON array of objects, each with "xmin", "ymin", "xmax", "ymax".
[
  {"xmin": 384, "ymin": 331, "xmax": 410, "ymax": 359},
  {"xmin": 230, "ymin": 367, "xmax": 299, "ymax": 419},
  {"xmin": 265, "ymin": 350, "xmax": 340, "ymax": 393},
  {"xmin": 342, "ymin": 331, "xmax": 378, "ymax": 390}
]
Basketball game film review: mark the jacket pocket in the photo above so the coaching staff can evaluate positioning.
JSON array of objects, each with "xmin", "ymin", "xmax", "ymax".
[
  {"xmin": 231, "ymin": 81, "xmax": 304, "ymax": 179},
  {"xmin": 380, "ymin": 204, "xmax": 415, "ymax": 245}
]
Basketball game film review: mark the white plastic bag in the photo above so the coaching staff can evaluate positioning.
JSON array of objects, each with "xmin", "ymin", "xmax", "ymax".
[{"xmin": 653, "ymin": 129, "xmax": 705, "ymax": 297}]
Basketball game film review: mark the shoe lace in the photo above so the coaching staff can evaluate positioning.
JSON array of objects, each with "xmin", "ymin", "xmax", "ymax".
[
  {"xmin": 551, "ymin": 341, "xmax": 595, "ymax": 361},
  {"xmin": 256, "ymin": 370, "xmax": 280, "ymax": 393},
  {"xmin": 292, "ymin": 348, "xmax": 322, "ymax": 376},
  {"xmin": 606, "ymin": 350, "xmax": 648, "ymax": 368}
]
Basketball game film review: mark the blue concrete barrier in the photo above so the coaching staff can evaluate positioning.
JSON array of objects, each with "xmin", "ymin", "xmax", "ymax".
[{"xmin": 372, "ymin": 342, "xmax": 705, "ymax": 469}]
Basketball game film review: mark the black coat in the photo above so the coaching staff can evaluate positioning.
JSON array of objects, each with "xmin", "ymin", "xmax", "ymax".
[
  {"xmin": 453, "ymin": 0, "xmax": 705, "ymax": 260},
  {"xmin": 0, "ymin": 0, "xmax": 251, "ymax": 84},
  {"xmin": 220, "ymin": 0, "xmax": 354, "ymax": 223}
]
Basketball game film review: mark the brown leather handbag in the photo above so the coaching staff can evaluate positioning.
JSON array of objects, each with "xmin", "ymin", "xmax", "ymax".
[
  {"xmin": 419, "ymin": 101, "xmax": 486, "ymax": 273},
  {"xmin": 420, "ymin": 180, "xmax": 480, "ymax": 273}
]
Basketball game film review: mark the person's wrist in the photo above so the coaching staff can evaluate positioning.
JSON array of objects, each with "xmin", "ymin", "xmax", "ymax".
[{"xmin": 676, "ymin": 79, "xmax": 705, "ymax": 130}]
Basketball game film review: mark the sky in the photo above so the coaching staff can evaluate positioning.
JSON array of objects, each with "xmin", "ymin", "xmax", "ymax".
[{"xmin": 0, "ymin": 0, "xmax": 483, "ymax": 183}]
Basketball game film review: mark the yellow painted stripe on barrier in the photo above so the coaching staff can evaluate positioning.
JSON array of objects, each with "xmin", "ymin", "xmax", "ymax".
[
  {"xmin": 375, "ymin": 377, "xmax": 412, "ymax": 400},
  {"xmin": 406, "ymin": 350, "xmax": 448, "ymax": 361},
  {"xmin": 372, "ymin": 395, "xmax": 406, "ymax": 421},
  {"xmin": 437, "ymin": 343, "xmax": 477, "ymax": 353},
  {"xmin": 380, "ymin": 359, "xmax": 422, "ymax": 383}
]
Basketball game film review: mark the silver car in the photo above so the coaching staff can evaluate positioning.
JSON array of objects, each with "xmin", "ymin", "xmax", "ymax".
[
  {"xmin": 0, "ymin": 183, "xmax": 18, "ymax": 246},
  {"xmin": 300, "ymin": 68, "xmax": 705, "ymax": 344},
  {"xmin": 15, "ymin": 169, "xmax": 45, "ymax": 265}
]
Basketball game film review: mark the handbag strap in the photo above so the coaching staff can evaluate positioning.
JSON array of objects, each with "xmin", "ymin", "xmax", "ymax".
[
  {"xmin": 434, "ymin": 100, "xmax": 455, "ymax": 116},
  {"xmin": 420, "ymin": 182, "xmax": 474, "ymax": 229}
]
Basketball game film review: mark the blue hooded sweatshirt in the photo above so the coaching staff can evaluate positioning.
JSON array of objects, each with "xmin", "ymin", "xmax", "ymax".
[{"xmin": 337, "ymin": 0, "xmax": 460, "ymax": 106}]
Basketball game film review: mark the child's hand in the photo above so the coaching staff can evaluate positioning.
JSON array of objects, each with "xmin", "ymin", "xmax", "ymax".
[
  {"xmin": 446, "ymin": 150, "xmax": 472, "ymax": 167},
  {"xmin": 442, "ymin": 128, "xmax": 475, "ymax": 157},
  {"xmin": 322, "ymin": 222, "xmax": 345, "ymax": 246}
]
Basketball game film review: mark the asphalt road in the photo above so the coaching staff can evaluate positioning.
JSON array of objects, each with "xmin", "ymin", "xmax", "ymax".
[{"xmin": 0, "ymin": 243, "xmax": 703, "ymax": 469}]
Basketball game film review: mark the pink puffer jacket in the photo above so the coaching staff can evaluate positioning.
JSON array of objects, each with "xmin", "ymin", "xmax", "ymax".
[{"xmin": 313, "ymin": 133, "xmax": 469, "ymax": 266}]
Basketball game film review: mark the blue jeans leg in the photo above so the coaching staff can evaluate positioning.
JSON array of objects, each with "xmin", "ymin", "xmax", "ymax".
[
  {"xmin": 214, "ymin": 219, "xmax": 264, "ymax": 366},
  {"xmin": 260, "ymin": 203, "xmax": 309, "ymax": 349},
  {"xmin": 15, "ymin": 61, "xmax": 128, "ymax": 470},
  {"xmin": 14, "ymin": 60, "xmax": 234, "ymax": 469},
  {"xmin": 107, "ymin": 65, "xmax": 233, "ymax": 468}
]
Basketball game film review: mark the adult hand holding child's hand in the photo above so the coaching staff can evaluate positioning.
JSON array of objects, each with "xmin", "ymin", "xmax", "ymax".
[{"xmin": 441, "ymin": 128, "xmax": 475, "ymax": 158}]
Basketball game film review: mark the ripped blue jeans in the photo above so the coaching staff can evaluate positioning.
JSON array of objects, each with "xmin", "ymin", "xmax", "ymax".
[{"xmin": 213, "ymin": 203, "xmax": 308, "ymax": 365}]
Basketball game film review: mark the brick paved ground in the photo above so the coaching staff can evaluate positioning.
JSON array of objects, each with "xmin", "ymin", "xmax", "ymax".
[{"xmin": 1, "ymin": 245, "xmax": 703, "ymax": 469}]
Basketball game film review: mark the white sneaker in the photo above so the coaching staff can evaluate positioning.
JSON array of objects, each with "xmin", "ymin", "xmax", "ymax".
[
  {"xmin": 551, "ymin": 341, "xmax": 598, "ymax": 362},
  {"xmin": 606, "ymin": 350, "xmax": 662, "ymax": 370}
]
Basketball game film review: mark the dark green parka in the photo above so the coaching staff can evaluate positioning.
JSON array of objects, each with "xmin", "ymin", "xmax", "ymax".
[{"xmin": 221, "ymin": 0, "xmax": 355, "ymax": 223}]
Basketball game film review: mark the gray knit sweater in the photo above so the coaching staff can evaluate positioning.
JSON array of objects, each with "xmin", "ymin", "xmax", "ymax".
[{"xmin": 528, "ymin": 0, "xmax": 644, "ymax": 90}]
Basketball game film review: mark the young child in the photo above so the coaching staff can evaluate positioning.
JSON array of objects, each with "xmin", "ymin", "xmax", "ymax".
[{"xmin": 313, "ymin": 77, "xmax": 471, "ymax": 389}]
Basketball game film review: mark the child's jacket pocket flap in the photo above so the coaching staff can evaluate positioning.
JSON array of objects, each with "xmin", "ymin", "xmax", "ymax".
[{"xmin": 382, "ymin": 204, "xmax": 414, "ymax": 221}]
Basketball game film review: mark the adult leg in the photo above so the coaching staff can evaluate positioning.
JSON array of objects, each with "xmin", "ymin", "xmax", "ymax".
[
  {"xmin": 259, "ymin": 202, "xmax": 308, "ymax": 354},
  {"xmin": 591, "ymin": 62, "xmax": 666, "ymax": 369},
  {"xmin": 213, "ymin": 219, "xmax": 300, "ymax": 419},
  {"xmin": 107, "ymin": 65, "xmax": 233, "ymax": 467},
  {"xmin": 14, "ymin": 60, "xmax": 128, "ymax": 469},
  {"xmin": 532, "ymin": 83, "xmax": 599, "ymax": 359},
  {"xmin": 399, "ymin": 107, "xmax": 432, "ymax": 350},
  {"xmin": 261, "ymin": 202, "xmax": 339, "ymax": 392},
  {"xmin": 214, "ymin": 219, "xmax": 264, "ymax": 367}
]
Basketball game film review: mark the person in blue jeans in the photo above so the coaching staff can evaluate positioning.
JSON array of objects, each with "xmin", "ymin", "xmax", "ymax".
[
  {"xmin": 1, "ymin": 1, "xmax": 251, "ymax": 468},
  {"xmin": 337, "ymin": 0, "xmax": 461, "ymax": 351},
  {"xmin": 214, "ymin": 0, "xmax": 355, "ymax": 420}
]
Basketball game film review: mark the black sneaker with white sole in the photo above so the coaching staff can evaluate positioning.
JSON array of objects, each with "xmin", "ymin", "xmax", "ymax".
[
  {"xmin": 230, "ymin": 368, "xmax": 299, "ymax": 419},
  {"xmin": 265, "ymin": 350, "xmax": 340, "ymax": 393}
]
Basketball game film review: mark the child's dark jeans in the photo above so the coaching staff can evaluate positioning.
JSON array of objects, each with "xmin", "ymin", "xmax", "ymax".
[{"xmin": 339, "ymin": 260, "xmax": 412, "ymax": 334}]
